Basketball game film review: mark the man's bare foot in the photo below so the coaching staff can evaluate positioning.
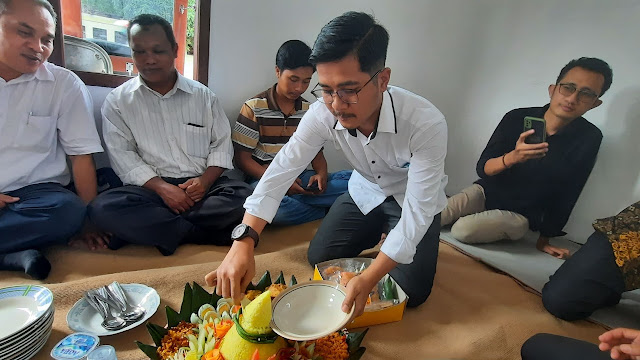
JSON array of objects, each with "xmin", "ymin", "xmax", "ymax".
[
  {"xmin": 537, "ymin": 243, "xmax": 571, "ymax": 259},
  {"xmin": 69, "ymin": 231, "xmax": 111, "ymax": 251}
]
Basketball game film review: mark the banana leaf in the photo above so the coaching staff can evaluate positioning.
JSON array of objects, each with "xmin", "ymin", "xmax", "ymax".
[
  {"xmin": 347, "ymin": 328, "xmax": 369, "ymax": 353},
  {"xmin": 165, "ymin": 306, "xmax": 181, "ymax": 328},
  {"xmin": 179, "ymin": 283, "xmax": 193, "ymax": 322},
  {"xmin": 136, "ymin": 341, "xmax": 160, "ymax": 360},
  {"xmin": 274, "ymin": 271, "xmax": 286, "ymax": 285},
  {"xmin": 146, "ymin": 323, "xmax": 167, "ymax": 347},
  {"xmin": 347, "ymin": 347, "xmax": 366, "ymax": 360},
  {"xmin": 192, "ymin": 282, "xmax": 213, "ymax": 312},
  {"xmin": 255, "ymin": 270, "xmax": 272, "ymax": 291}
]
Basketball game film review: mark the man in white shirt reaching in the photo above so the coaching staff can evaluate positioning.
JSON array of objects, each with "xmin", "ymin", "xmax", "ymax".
[
  {"xmin": 0, "ymin": 0, "xmax": 104, "ymax": 279},
  {"xmin": 90, "ymin": 14, "xmax": 251, "ymax": 256},
  {"xmin": 206, "ymin": 11, "xmax": 448, "ymax": 316}
]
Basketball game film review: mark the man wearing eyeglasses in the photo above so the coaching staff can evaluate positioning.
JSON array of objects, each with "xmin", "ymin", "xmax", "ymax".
[
  {"xmin": 206, "ymin": 11, "xmax": 448, "ymax": 316},
  {"xmin": 442, "ymin": 57, "xmax": 612, "ymax": 259}
]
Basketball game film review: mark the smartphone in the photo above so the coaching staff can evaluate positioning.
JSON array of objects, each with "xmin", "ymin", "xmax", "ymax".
[
  {"xmin": 523, "ymin": 116, "xmax": 546, "ymax": 144},
  {"xmin": 306, "ymin": 183, "xmax": 320, "ymax": 192}
]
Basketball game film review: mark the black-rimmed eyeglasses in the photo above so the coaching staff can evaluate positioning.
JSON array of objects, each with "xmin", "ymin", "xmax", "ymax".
[
  {"xmin": 310, "ymin": 68, "xmax": 383, "ymax": 104},
  {"xmin": 557, "ymin": 83, "xmax": 599, "ymax": 104}
]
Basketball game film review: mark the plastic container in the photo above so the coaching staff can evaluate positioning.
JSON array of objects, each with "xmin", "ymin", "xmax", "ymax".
[
  {"xmin": 50, "ymin": 333, "xmax": 100, "ymax": 359},
  {"xmin": 87, "ymin": 345, "xmax": 118, "ymax": 360}
]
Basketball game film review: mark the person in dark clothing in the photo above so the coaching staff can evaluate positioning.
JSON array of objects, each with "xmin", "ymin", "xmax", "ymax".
[
  {"xmin": 542, "ymin": 201, "xmax": 639, "ymax": 321},
  {"xmin": 522, "ymin": 328, "xmax": 640, "ymax": 360},
  {"xmin": 442, "ymin": 57, "xmax": 612, "ymax": 259}
]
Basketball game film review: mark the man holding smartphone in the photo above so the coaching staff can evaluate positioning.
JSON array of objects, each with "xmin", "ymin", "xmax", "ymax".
[{"xmin": 442, "ymin": 57, "xmax": 612, "ymax": 259}]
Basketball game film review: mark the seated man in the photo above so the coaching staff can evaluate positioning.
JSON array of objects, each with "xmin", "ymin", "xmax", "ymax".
[
  {"xmin": 522, "ymin": 328, "xmax": 640, "ymax": 360},
  {"xmin": 542, "ymin": 201, "xmax": 639, "ymax": 320},
  {"xmin": 207, "ymin": 12, "xmax": 448, "ymax": 316},
  {"xmin": 232, "ymin": 39, "xmax": 351, "ymax": 225},
  {"xmin": 0, "ymin": 0, "xmax": 103, "ymax": 279},
  {"xmin": 89, "ymin": 14, "xmax": 252, "ymax": 255},
  {"xmin": 442, "ymin": 57, "xmax": 612, "ymax": 258}
]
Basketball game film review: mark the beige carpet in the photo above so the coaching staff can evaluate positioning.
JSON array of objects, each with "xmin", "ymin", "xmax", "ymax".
[{"xmin": 1, "ymin": 221, "xmax": 606, "ymax": 360}]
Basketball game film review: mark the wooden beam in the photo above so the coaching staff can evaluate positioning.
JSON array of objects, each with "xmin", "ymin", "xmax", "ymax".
[{"xmin": 193, "ymin": 0, "xmax": 211, "ymax": 86}]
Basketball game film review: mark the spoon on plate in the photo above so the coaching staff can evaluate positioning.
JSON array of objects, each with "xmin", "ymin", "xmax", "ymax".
[
  {"xmin": 84, "ymin": 291, "xmax": 126, "ymax": 331},
  {"xmin": 104, "ymin": 281, "xmax": 146, "ymax": 322}
]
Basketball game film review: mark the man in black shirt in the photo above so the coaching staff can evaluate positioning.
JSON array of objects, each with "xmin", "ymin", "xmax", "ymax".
[{"xmin": 442, "ymin": 57, "xmax": 613, "ymax": 258}]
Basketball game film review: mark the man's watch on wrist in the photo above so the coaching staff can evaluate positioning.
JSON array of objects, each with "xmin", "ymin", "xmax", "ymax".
[{"xmin": 231, "ymin": 223, "xmax": 259, "ymax": 248}]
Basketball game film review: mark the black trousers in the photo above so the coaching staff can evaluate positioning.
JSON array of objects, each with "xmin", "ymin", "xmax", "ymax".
[
  {"xmin": 542, "ymin": 231, "xmax": 626, "ymax": 320},
  {"xmin": 88, "ymin": 176, "xmax": 251, "ymax": 255},
  {"xmin": 307, "ymin": 193, "xmax": 441, "ymax": 308},
  {"xmin": 521, "ymin": 333, "xmax": 610, "ymax": 360}
]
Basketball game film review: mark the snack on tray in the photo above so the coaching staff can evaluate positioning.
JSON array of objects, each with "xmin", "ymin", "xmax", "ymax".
[{"xmin": 316, "ymin": 258, "xmax": 400, "ymax": 311}]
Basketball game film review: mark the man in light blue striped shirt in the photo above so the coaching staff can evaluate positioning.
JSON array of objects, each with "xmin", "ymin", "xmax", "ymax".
[{"xmin": 88, "ymin": 14, "xmax": 251, "ymax": 255}]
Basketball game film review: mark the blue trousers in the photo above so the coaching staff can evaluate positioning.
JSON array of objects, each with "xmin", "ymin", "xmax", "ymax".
[
  {"xmin": 0, "ymin": 183, "xmax": 86, "ymax": 254},
  {"xmin": 250, "ymin": 170, "xmax": 352, "ymax": 226}
]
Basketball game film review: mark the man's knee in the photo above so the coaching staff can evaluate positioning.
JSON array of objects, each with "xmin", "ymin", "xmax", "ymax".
[
  {"xmin": 51, "ymin": 193, "xmax": 86, "ymax": 239},
  {"xmin": 541, "ymin": 280, "xmax": 584, "ymax": 321},
  {"xmin": 450, "ymin": 218, "xmax": 481, "ymax": 243},
  {"xmin": 521, "ymin": 333, "xmax": 553, "ymax": 360},
  {"xmin": 405, "ymin": 285, "xmax": 433, "ymax": 308},
  {"xmin": 87, "ymin": 193, "xmax": 111, "ymax": 224},
  {"xmin": 306, "ymin": 242, "xmax": 332, "ymax": 267}
]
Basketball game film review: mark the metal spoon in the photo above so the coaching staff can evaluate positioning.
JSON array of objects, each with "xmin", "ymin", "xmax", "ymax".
[
  {"xmin": 105, "ymin": 281, "xmax": 146, "ymax": 322},
  {"xmin": 84, "ymin": 291, "xmax": 126, "ymax": 331}
]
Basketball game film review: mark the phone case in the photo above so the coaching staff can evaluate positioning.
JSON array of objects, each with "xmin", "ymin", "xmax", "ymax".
[{"xmin": 524, "ymin": 116, "xmax": 546, "ymax": 144}]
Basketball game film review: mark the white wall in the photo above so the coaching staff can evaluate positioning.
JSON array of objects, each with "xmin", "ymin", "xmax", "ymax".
[
  {"xmin": 209, "ymin": 0, "xmax": 494, "ymax": 172},
  {"xmin": 209, "ymin": 0, "xmax": 640, "ymax": 242}
]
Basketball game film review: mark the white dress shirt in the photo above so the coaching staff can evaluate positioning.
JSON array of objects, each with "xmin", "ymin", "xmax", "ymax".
[
  {"xmin": 245, "ymin": 86, "xmax": 448, "ymax": 264},
  {"xmin": 101, "ymin": 72, "xmax": 234, "ymax": 186},
  {"xmin": 0, "ymin": 62, "xmax": 103, "ymax": 193}
]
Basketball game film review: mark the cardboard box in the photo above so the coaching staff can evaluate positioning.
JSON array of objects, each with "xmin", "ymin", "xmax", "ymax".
[{"xmin": 312, "ymin": 258, "xmax": 407, "ymax": 328}]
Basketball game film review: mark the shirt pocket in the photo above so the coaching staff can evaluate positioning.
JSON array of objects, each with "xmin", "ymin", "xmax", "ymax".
[
  {"xmin": 183, "ymin": 123, "xmax": 210, "ymax": 158},
  {"xmin": 14, "ymin": 114, "xmax": 56, "ymax": 153}
]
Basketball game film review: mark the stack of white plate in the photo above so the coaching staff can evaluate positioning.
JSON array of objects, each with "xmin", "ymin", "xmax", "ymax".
[{"xmin": 0, "ymin": 285, "xmax": 55, "ymax": 360}]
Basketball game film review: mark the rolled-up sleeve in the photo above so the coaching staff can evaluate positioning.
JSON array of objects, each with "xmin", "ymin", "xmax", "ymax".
[
  {"xmin": 244, "ymin": 108, "xmax": 329, "ymax": 222},
  {"xmin": 101, "ymin": 94, "xmax": 157, "ymax": 186},
  {"xmin": 380, "ymin": 115, "xmax": 448, "ymax": 264},
  {"xmin": 206, "ymin": 95, "xmax": 234, "ymax": 169}
]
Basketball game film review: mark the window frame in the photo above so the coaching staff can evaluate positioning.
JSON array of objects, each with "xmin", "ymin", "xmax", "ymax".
[{"xmin": 47, "ymin": 0, "xmax": 211, "ymax": 87}]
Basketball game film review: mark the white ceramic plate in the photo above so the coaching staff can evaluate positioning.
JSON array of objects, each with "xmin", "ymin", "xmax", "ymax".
[
  {"xmin": 0, "ymin": 285, "xmax": 53, "ymax": 342},
  {"xmin": 67, "ymin": 283, "xmax": 160, "ymax": 336},
  {"xmin": 0, "ymin": 308, "xmax": 53, "ymax": 348},
  {"xmin": 5, "ymin": 326, "xmax": 51, "ymax": 360},
  {"xmin": 0, "ymin": 311, "xmax": 53, "ymax": 355},
  {"xmin": 271, "ymin": 281, "xmax": 354, "ymax": 341}
]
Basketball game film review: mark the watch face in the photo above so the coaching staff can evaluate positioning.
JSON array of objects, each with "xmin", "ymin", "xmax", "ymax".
[{"xmin": 232, "ymin": 224, "xmax": 247, "ymax": 239}]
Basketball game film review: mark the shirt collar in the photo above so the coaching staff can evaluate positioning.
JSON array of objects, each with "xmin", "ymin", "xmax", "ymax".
[
  {"xmin": 267, "ymin": 83, "xmax": 305, "ymax": 113},
  {"xmin": 2, "ymin": 62, "xmax": 54, "ymax": 85},
  {"xmin": 333, "ymin": 90, "xmax": 398, "ymax": 140},
  {"xmin": 128, "ymin": 70, "xmax": 193, "ymax": 96}
]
